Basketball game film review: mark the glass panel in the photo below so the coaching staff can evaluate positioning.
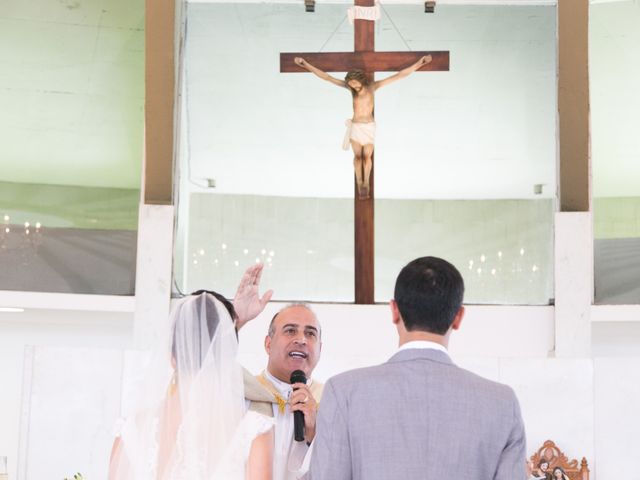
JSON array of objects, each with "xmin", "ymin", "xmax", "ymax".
[
  {"xmin": 180, "ymin": 194, "xmax": 353, "ymax": 301},
  {"xmin": 0, "ymin": 182, "xmax": 139, "ymax": 295},
  {"xmin": 0, "ymin": 0, "xmax": 143, "ymax": 294},
  {"xmin": 374, "ymin": 5, "xmax": 557, "ymax": 304},
  {"xmin": 176, "ymin": 3, "xmax": 556, "ymax": 304},
  {"xmin": 376, "ymin": 199, "xmax": 554, "ymax": 304},
  {"xmin": 591, "ymin": 3, "xmax": 640, "ymax": 304},
  {"xmin": 176, "ymin": 3, "xmax": 357, "ymax": 301}
]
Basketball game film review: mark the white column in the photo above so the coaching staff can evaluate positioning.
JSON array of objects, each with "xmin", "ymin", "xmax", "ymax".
[
  {"xmin": 594, "ymin": 357, "xmax": 640, "ymax": 478},
  {"xmin": 554, "ymin": 211, "xmax": 593, "ymax": 357},
  {"xmin": 133, "ymin": 204, "xmax": 175, "ymax": 349}
]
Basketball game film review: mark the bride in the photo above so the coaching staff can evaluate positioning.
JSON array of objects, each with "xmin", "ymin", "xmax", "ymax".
[{"xmin": 108, "ymin": 289, "xmax": 274, "ymax": 479}]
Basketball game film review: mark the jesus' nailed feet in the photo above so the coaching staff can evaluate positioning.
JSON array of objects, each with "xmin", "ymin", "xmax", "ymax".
[{"xmin": 358, "ymin": 184, "xmax": 370, "ymax": 199}]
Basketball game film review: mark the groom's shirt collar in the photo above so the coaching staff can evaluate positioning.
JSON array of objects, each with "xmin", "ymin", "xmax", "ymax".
[{"xmin": 397, "ymin": 340, "xmax": 448, "ymax": 355}]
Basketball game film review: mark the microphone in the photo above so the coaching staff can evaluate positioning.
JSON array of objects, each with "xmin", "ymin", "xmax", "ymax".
[{"xmin": 290, "ymin": 369, "xmax": 307, "ymax": 442}]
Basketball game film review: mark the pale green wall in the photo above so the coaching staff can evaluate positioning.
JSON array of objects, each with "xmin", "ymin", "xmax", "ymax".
[
  {"xmin": 0, "ymin": 0, "xmax": 143, "ymax": 233},
  {"xmin": 0, "ymin": 0, "xmax": 144, "ymax": 190},
  {"xmin": 591, "ymin": 3, "xmax": 640, "ymax": 239},
  {"xmin": 594, "ymin": 197, "xmax": 640, "ymax": 239},
  {"xmin": 591, "ymin": 2, "xmax": 640, "ymax": 198}
]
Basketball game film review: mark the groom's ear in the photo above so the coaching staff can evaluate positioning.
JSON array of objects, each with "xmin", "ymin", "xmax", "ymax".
[
  {"xmin": 451, "ymin": 306, "xmax": 465, "ymax": 331},
  {"xmin": 390, "ymin": 299, "xmax": 401, "ymax": 326}
]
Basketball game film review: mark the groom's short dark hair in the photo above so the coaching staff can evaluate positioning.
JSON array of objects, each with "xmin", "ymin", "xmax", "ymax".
[{"xmin": 394, "ymin": 256, "xmax": 464, "ymax": 335}]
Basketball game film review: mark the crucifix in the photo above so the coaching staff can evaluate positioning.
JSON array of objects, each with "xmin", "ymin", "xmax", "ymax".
[{"xmin": 280, "ymin": 0, "xmax": 449, "ymax": 304}]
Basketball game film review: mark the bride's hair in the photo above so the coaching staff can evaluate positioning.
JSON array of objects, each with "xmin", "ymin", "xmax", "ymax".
[
  {"xmin": 190, "ymin": 289, "xmax": 237, "ymax": 320},
  {"xmin": 171, "ymin": 290, "xmax": 237, "ymax": 372}
]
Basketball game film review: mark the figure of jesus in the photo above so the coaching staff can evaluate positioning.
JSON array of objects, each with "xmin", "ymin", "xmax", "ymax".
[{"xmin": 294, "ymin": 55, "xmax": 432, "ymax": 198}]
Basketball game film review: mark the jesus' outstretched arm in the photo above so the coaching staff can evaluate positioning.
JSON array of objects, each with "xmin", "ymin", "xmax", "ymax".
[
  {"xmin": 295, "ymin": 57, "xmax": 346, "ymax": 88},
  {"xmin": 373, "ymin": 55, "xmax": 432, "ymax": 90}
]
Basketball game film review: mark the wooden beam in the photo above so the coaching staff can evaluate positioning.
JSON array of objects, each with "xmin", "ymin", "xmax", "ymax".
[
  {"xmin": 355, "ymin": 0, "xmax": 375, "ymax": 52},
  {"xmin": 144, "ymin": 0, "xmax": 175, "ymax": 205},
  {"xmin": 558, "ymin": 0, "xmax": 590, "ymax": 212},
  {"xmin": 353, "ymin": 1, "xmax": 375, "ymax": 304},
  {"xmin": 280, "ymin": 51, "xmax": 450, "ymax": 73},
  {"xmin": 354, "ymin": 187, "xmax": 375, "ymax": 304}
]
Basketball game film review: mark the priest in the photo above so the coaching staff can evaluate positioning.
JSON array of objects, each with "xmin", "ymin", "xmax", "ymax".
[{"xmin": 234, "ymin": 264, "xmax": 324, "ymax": 479}]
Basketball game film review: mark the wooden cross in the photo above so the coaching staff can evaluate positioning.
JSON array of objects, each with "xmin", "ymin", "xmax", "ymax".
[{"xmin": 280, "ymin": 0, "xmax": 449, "ymax": 304}]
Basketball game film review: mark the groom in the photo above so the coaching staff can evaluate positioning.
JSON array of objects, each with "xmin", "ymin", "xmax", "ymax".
[{"xmin": 309, "ymin": 256, "xmax": 527, "ymax": 479}]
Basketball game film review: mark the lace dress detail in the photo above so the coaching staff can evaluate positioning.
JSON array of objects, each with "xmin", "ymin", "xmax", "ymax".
[
  {"xmin": 145, "ymin": 418, "xmax": 159, "ymax": 478},
  {"xmin": 161, "ymin": 410, "xmax": 273, "ymax": 480},
  {"xmin": 211, "ymin": 411, "xmax": 275, "ymax": 479}
]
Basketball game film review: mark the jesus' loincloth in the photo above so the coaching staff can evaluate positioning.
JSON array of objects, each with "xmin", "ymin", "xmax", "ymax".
[{"xmin": 343, "ymin": 119, "xmax": 376, "ymax": 150}]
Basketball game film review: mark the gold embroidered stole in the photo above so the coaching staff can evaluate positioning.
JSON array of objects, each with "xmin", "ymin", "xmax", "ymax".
[
  {"xmin": 255, "ymin": 373, "xmax": 325, "ymax": 415},
  {"xmin": 256, "ymin": 373, "xmax": 289, "ymax": 414}
]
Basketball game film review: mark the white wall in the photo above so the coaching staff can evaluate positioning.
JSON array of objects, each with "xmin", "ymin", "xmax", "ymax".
[
  {"xmin": 0, "ymin": 307, "xmax": 132, "ymax": 480},
  {"xmin": 0, "ymin": 301, "xmax": 557, "ymax": 479},
  {"xmin": 237, "ymin": 303, "xmax": 555, "ymax": 378},
  {"xmin": 3, "ymin": 302, "xmax": 639, "ymax": 479}
]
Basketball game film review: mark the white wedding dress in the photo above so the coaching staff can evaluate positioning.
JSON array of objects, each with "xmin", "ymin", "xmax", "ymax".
[{"xmin": 109, "ymin": 293, "xmax": 273, "ymax": 480}]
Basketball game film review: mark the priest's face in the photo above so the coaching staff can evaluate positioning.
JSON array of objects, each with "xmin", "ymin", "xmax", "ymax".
[{"xmin": 265, "ymin": 305, "xmax": 322, "ymax": 383}]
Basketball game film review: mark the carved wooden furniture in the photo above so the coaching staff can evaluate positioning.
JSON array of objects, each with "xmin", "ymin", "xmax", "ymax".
[{"xmin": 529, "ymin": 440, "xmax": 590, "ymax": 480}]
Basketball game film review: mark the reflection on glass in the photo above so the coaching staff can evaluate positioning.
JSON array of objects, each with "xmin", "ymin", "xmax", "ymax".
[
  {"xmin": 0, "ymin": 182, "xmax": 138, "ymax": 294},
  {"xmin": 177, "ymin": 4, "xmax": 556, "ymax": 304},
  {"xmin": 176, "ymin": 3, "xmax": 356, "ymax": 301},
  {"xmin": 374, "ymin": 5, "xmax": 556, "ymax": 304},
  {"xmin": 178, "ymin": 194, "xmax": 353, "ymax": 301},
  {"xmin": 375, "ymin": 199, "xmax": 554, "ymax": 304},
  {"xmin": 591, "ymin": 3, "xmax": 640, "ymax": 304}
]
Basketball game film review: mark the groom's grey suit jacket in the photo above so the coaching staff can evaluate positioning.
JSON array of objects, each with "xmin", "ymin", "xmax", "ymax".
[{"xmin": 309, "ymin": 348, "xmax": 526, "ymax": 480}]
